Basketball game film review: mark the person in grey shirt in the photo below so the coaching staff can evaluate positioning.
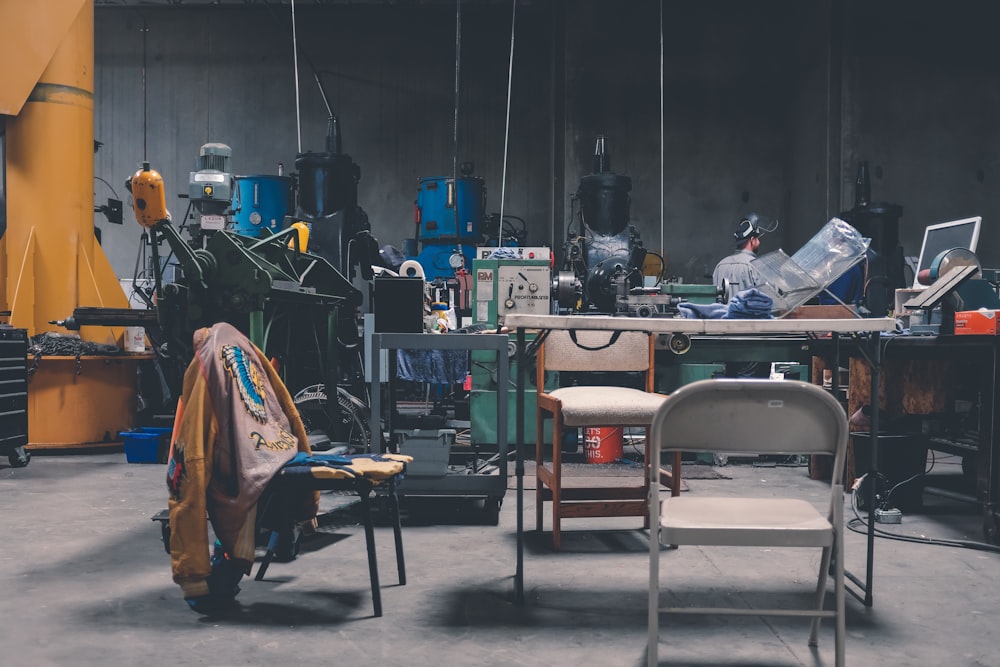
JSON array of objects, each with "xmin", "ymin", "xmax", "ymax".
[
  {"xmin": 711, "ymin": 213, "xmax": 779, "ymax": 398},
  {"xmin": 712, "ymin": 213, "xmax": 778, "ymax": 302}
]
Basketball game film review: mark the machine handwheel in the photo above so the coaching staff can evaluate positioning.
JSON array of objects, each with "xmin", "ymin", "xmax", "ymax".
[{"xmin": 7, "ymin": 447, "xmax": 30, "ymax": 468}]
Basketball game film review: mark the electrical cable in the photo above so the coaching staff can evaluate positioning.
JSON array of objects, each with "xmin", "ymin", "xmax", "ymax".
[
  {"xmin": 452, "ymin": 0, "xmax": 462, "ymax": 237},
  {"xmin": 497, "ymin": 0, "xmax": 517, "ymax": 246},
  {"xmin": 885, "ymin": 449, "xmax": 935, "ymax": 505},
  {"xmin": 94, "ymin": 176, "xmax": 121, "ymax": 200},
  {"xmin": 847, "ymin": 472, "xmax": 1000, "ymax": 554},
  {"xmin": 290, "ymin": 0, "xmax": 302, "ymax": 153},
  {"xmin": 129, "ymin": 231, "xmax": 155, "ymax": 310},
  {"xmin": 658, "ymin": 0, "xmax": 664, "ymax": 255},
  {"xmin": 140, "ymin": 14, "xmax": 148, "ymax": 161}
]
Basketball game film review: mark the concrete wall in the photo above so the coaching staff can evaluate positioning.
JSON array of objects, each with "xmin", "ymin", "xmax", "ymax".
[{"xmin": 90, "ymin": 1, "xmax": 1000, "ymax": 286}]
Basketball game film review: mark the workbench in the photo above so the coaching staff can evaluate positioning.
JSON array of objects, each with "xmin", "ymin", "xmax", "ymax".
[
  {"xmin": 809, "ymin": 333, "xmax": 1000, "ymax": 545},
  {"xmin": 504, "ymin": 314, "xmax": 897, "ymax": 607}
]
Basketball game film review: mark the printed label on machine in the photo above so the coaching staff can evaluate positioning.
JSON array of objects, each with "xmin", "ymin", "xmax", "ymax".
[
  {"xmin": 200, "ymin": 214, "xmax": 226, "ymax": 230},
  {"xmin": 476, "ymin": 269, "xmax": 494, "ymax": 300}
]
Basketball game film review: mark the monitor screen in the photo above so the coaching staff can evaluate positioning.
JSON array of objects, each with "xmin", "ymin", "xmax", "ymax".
[{"xmin": 912, "ymin": 216, "xmax": 981, "ymax": 288}]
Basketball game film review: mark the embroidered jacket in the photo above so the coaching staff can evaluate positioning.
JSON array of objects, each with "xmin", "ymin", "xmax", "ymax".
[{"xmin": 166, "ymin": 322, "xmax": 318, "ymax": 599}]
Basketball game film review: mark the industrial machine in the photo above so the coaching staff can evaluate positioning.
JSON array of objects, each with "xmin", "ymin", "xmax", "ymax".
[
  {"xmin": 905, "ymin": 248, "xmax": 1000, "ymax": 335},
  {"xmin": 231, "ymin": 172, "xmax": 295, "ymax": 238},
  {"xmin": 557, "ymin": 135, "xmax": 647, "ymax": 314},
  {"xmin": 472, "ymin": 250, "xmax": 552, "ymax": 327},
  {"xmin": 469, "ymin": 249, "xmax": 554, "ymax": 446},
  {"xmin": 614, "ymin": 281, "xmax": 724, "ymax": 318},
  {"xmin": 839, "ymin": 160, "xmax": 905, "ymax": 316},
  {"xmin": 125, "ymin": 160, "xmax": 369, "ymax": 447},
  {"xmin": 407, "ymin": 163, "xmax": 486, "ymax": 280},
  {"xmin": 294, "ymin": 116, "xmax": 378, "ymax": 285},
  {"xmin": 188, "ymin": 142, "xmax": 234, "ymax": 238}
]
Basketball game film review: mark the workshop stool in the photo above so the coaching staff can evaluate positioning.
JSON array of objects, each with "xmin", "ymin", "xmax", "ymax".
[{"xmin": 255, "ymin": 452, "xmax": 411, "ymax": 617}]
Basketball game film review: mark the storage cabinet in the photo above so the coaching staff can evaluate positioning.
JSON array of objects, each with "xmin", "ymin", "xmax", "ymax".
[{"xmin": 0, "ymin": 326, "xmax": 29, "ymax": 466}]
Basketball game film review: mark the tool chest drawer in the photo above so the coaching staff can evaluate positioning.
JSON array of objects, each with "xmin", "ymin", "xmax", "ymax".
[{"xmin": 0, "ymin": 327, "xmax": 28, "ymax": 450}]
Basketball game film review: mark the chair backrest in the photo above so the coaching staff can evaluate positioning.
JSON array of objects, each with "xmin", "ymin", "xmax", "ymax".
[
  {"xmin": 540, "ymin": 330, "xmax": 652, "ymax": 372},
  {"xmin": 650, "ymin": 379, "xmax": 847, "ymax": 480},
  {"xmin": 537, "ymin": 329, "xmax": 655, "ymax": 390}
]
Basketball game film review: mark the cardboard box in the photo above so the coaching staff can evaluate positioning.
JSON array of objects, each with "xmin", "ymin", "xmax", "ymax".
[{"xmin": 954, "ymin": 310, "xmax": 1000, "ymax": 336}]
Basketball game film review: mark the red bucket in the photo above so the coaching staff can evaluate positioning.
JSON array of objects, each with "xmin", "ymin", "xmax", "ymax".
[{"xmin": 583, "ymin": 426, "xmax": 623, "ymax": 464}]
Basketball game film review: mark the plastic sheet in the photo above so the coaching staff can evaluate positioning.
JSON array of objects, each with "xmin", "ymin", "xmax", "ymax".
[{"xmin": 752, "ymin": 217, "xmax": 869, "ymax": 314}]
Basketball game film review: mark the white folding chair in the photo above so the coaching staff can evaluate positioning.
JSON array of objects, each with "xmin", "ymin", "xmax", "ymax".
[{"xmin": 647, "ymin": 379, "xmax": 847, "ymax": 667}]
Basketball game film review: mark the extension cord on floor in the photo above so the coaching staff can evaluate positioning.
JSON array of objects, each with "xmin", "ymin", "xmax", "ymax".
[{"xmin": 875, "ymin": 507, "xmax": 903, "ymax": 524}]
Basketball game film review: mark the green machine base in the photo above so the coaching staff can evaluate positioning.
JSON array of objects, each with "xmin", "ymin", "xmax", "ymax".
[{"xmin": 470, "ymin": 347, "xmax": 554, "ymax": 446}]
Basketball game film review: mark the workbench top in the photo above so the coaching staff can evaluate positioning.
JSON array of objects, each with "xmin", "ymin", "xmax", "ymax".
[{"xmin": 503, "ymin": 314, "xmax": 898, "ymax": 335}]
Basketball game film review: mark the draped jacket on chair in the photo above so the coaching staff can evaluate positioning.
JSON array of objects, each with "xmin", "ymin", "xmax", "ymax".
[{"xmin": 166, "ymin": 322, "xmax": 318, "ymax": 599}]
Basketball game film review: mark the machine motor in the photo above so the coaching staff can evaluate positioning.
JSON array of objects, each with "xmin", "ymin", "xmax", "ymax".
[{"xmin": 559, "ymin": 135, "xmax": 646, "ymax": 313}]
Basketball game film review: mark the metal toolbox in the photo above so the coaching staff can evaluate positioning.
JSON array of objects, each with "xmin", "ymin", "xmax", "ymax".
[{"xmin": 0, "ymin": 327, "xmax": 29, "ymax": 462}]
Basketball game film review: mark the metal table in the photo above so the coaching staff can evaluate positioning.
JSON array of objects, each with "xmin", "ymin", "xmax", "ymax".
[
  {"xmin": 504, "ymin": 314, "xmax": 897, "ymax": 607},
  {"xmin": 369, "ymin": 332, "xmax": 509, "ymax": 507}
]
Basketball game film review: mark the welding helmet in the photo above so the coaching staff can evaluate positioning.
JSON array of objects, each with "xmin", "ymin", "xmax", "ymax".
[{"xmin": 733, "ymin": 213, "xmax": 778, "ymax": 247}]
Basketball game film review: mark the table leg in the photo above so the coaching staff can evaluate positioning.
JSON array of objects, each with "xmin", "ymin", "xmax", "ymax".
[
  {"xmin": 515, "ymin": 327, "xmax": 526, "ymax": 605},
  {"xmin": 980, "ymin": 339, "xmax": 999, "ymax": 543}
]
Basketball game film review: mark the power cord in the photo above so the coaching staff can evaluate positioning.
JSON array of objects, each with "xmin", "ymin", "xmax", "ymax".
[{"xmin": 848, "ymin": 472, "xmax": 1000, "ymax": 554}]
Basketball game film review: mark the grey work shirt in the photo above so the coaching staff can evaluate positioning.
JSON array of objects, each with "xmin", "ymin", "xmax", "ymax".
[{"xmin": 712, "ymin": 249, "xmax": 759, "ymax": 303}]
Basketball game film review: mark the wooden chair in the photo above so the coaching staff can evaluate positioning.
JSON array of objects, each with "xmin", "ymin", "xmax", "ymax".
[
  {"xmin": 535, "ymin": 329, "xmax": 680, "ymax": 550},
  {"xmin": 647, "ymin": 379, "xmax": 848, "ymax": 667}
]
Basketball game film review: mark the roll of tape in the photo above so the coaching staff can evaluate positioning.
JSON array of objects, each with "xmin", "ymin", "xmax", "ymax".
[{"xmin": 399, "ymin": 260, "xmax": 426, "ymax": 279}]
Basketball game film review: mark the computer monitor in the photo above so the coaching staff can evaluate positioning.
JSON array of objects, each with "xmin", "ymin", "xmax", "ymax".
[{"xmin": 912, "ymin": 216, "xmax": 981, "ymax": 288}]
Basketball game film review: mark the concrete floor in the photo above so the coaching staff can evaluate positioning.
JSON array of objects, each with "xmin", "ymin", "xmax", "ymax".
[{"xmin": 0, "ymin": 451, "xmax": 996, "ymax": 667}]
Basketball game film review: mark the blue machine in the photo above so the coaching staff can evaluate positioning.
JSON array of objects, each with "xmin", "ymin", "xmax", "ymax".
[
  {"xmin": 231, "ymin": 175, "xmax": 295, "ymax": 237},
  {"xmin": 409, "ymin": 175, "xmax": 485, "ymax": 279}
]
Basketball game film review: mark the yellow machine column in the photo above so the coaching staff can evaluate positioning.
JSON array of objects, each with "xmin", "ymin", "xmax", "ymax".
[{"xmin": 1, "ymin": 0, "xmax": 140, "ymax": 448}]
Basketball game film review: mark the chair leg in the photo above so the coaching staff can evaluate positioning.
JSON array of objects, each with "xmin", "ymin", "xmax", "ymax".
[
  {"xmin": 809, "ymin": 544, "xmax": 833, "ymax": 645},
  {"xmin": 672, "ymin": 452, "xmax": 682, "ymax": 497},
  {"xmin": 357, "ymin": 486, "xmax": 383, "ymax": 617},
  {"xmin": 254, "ymin": 530, "xmax": 280, "ymax": 581},
  {"xmin": 646, "ymin": 496, "xmax": 660, "ymax": 667},
  {"xmin": 389, "ymin": 479, "xmax": 406, "ymax": 586},
  {"xmin": 551, "ymin": 415, "xmax": 563, "ymax": 551},
  {"xmin": 536, "ymin": 412, "xmax": 546, "ymax": 533},
  {"xmin": 834, "ymin": 499, "xmax": 846, "ymax": 667},
  {"xmin": 642, "ymin": 433, "xmax": 651, "ymax": 529}
]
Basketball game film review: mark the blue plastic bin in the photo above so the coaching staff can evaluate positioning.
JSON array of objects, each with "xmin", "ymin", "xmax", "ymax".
[{"xmin": 120, "ymin": 427, "xmax": 172, "ymax": 464}]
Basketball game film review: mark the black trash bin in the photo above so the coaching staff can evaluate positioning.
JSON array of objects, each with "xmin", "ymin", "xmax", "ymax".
[{"xmin": 852, "ymin": 432, "xmax": 927, "ymax": 512}]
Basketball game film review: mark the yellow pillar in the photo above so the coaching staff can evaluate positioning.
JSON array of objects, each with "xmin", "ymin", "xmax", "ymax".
[
  {"xmin": 5, "ymin": 0, "xmax": 128, "ymax": 339},
  {"xmin": 1, "ymin": 0, "xmax": 139, "ymax": 447}
]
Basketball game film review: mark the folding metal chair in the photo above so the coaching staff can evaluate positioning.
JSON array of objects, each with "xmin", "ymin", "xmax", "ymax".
[{"xmin": 647, "ymin": 379, "xmax": 848, "ymax": 667}]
